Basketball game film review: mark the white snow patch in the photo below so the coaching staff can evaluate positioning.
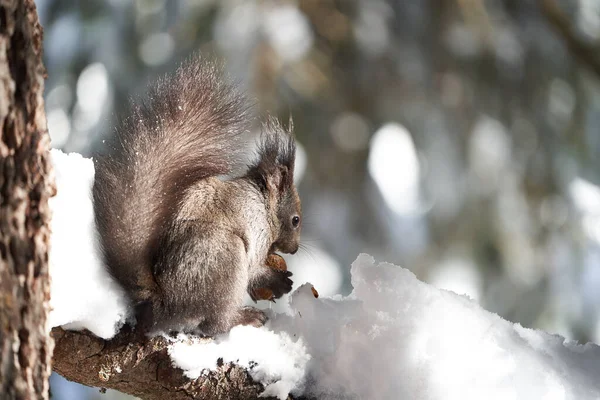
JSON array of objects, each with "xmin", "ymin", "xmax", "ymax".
[
  {"xmin": 169, "ymin": 326, "xmax": 309, "ymax": 400},
  {"xmin": 48, "ymin": 149, "xmax": 129, "ymax": 339}
]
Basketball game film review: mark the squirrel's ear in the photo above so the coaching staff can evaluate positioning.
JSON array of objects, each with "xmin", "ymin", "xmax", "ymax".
[{"xmin": 265, "ymin": 165, "xmax": 289, "ymax": 194}]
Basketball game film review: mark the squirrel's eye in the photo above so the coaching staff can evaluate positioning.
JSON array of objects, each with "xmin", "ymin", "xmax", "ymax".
[{"xmin": 291, "ymin": 215, "xmax": 300, "ymax": 228}]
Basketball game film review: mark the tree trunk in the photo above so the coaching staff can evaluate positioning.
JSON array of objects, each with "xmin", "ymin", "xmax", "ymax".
[{"xmin": 0, "ymin": 0, "xmax": 55, "ymax": 399}]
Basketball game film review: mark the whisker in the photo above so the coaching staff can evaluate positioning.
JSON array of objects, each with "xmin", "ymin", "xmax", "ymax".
[{"xmin": 298, "ymin": 242, "xmax": 318, "ymax": 263}]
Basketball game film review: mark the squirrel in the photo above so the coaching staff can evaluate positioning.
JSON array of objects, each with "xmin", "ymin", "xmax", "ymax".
[{"xmin": 92, "ymin": 57, "xmax": 301, "ymax": 336}]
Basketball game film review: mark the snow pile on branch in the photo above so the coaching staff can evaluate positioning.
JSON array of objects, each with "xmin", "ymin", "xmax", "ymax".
[
  {"xmin": 49, "ymin": 150, "xmax": 600, "ymax": 399},
  {"xmin": 48, "ymin": 149, "xmax": 129, "ymax": 339},
  {"xmin": 269, "ymin": 254, "xmax": 600, "ymax": 399},
  {"xmin": 169, "ymin": 327, "xmax": 310, "ymax": 399}
]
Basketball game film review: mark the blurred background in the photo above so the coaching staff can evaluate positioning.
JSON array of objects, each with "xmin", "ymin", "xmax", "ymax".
[{"xmin": 37, "ymin": 0, "xmax": 600, "ymax": 398}]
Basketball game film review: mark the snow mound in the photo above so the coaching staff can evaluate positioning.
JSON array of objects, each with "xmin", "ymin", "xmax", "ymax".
[{"xmin": 267, "ymin": 254, "xmax": 600, "ymax": 399}]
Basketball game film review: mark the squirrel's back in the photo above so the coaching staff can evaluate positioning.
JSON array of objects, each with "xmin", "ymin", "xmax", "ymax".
[{"xmin": 92, "ymin": 57, "xmax": 250, "ymax": 301}]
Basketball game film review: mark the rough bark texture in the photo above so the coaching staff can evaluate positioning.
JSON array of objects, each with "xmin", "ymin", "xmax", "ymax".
[
  {"xmin": 52, "ymin": 327, "xmax": 279, "ymax": 400},
  {"xmin": 0, "ymin": 0, "xmax": 55, "ymax": 399}
]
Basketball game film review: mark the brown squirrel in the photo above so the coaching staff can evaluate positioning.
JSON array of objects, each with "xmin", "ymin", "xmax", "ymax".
[{"xmin": 92, "ymin": 57, "xmax": 301, "ymax": 336}]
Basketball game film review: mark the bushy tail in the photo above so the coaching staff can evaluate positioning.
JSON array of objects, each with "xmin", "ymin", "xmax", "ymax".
[{"xmin": 92, "ymin": 57, "xmax": 250, "ymax": 301}]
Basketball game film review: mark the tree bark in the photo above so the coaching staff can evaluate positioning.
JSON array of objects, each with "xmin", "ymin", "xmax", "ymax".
[
  {"xmin": 51, "ymin": 327, "xmax": 277, "ymax": 400},
  {"xmin": 0, "ymin": 0, "xmax": 55, "ymax": 399}
]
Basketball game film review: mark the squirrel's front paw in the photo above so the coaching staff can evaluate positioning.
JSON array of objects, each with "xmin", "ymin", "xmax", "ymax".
[
  {"xmin": 249, "ymin": 269, "xmax": 293, "ymax": 302},
  {"xmin": 267, "ymin": 269, "xmax": 294, "ymax": 298}
]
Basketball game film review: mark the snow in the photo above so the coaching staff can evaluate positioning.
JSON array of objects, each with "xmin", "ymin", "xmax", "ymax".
[
  {"xmin": 168, "ymin": 327, "xmax": 310, "ymax": 399},
  {"xmin": 49, "ymin": 150, "xmax": 600, "ymax": 399},
  {"xmin": 48, "ymin": 149, "xmax": 129, "ymax": 339},
  {"xmin": 292, "ymin": 254, "xmax": 600, "ymax": 399}
]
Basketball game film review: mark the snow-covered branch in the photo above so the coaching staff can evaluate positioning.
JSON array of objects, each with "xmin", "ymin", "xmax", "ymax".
[{"xmin": 51, "ymin": 326, "xmax": 276, "ymax": 400}]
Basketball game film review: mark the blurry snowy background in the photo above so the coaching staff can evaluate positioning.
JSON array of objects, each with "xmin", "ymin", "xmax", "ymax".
[{"xmin": 37, "ymin": 0, "xmax": 600, "ymax": 398}]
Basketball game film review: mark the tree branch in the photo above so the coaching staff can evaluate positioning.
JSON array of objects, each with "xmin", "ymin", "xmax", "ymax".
[{"xmin": 51, "ymin": 327, "xmax": 279, "ymax": 400}]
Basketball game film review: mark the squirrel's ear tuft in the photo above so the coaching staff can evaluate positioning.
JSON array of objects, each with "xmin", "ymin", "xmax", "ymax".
[{"xmin": 251, "ymin": 116, "xmax": 296, "ymax": 192}]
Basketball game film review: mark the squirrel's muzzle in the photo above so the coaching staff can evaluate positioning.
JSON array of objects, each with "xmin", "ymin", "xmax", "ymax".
[{"xmin": 270, "ymin": 240, "xmax": 299, "ymax": 256}]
